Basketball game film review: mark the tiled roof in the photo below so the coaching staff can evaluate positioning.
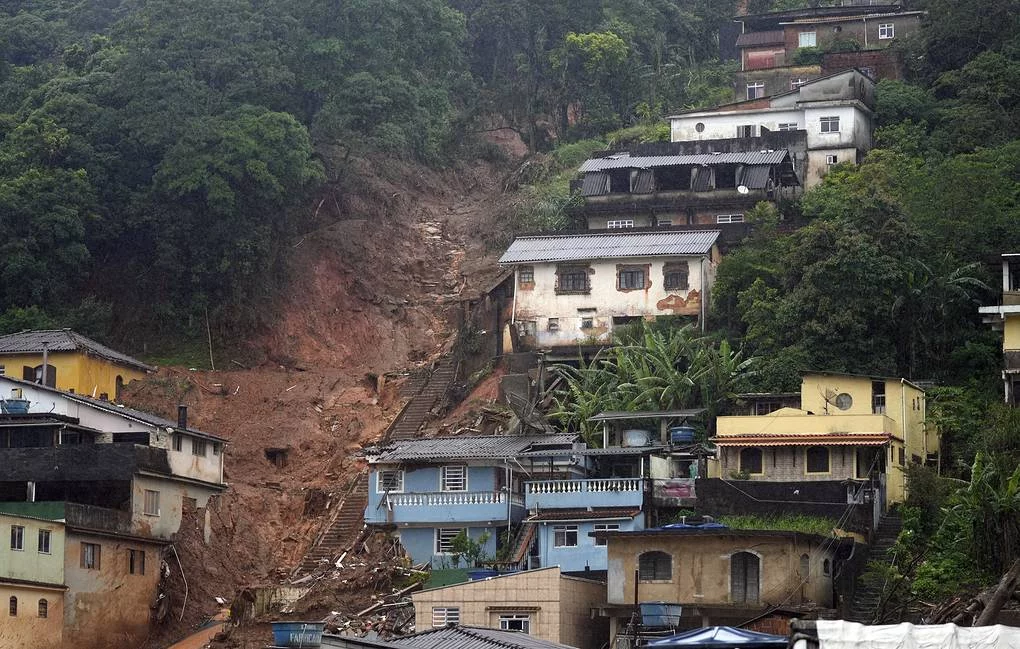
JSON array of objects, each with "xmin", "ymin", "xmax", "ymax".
[
  {"xmin": 735, "ymin": 30, "xmax": 786, "ymax": 47},
  {"xmin": 390, "ymin": 625, "xmax": 578, "ymax": 649},
  {"xmin": 520, "ymin": 445, "xmax": 666, "ymax": 457},
  {"xmin": 527, "ymin": 508, "xmax": 640, "ymax": 522},
  {"xmin": 0, "ymin": 329, "xmax": 155, "ymax": 372},
  {"xmin": 365, "ymin": 434, "xmax": 578, "ymax": 462},
  {"xmin": 578, "ymin": 150, "xmax": 790, "ymax": 172},
  {"xmin": 498, "ymin": 230, "xmax": 720, "ymax": 265}
]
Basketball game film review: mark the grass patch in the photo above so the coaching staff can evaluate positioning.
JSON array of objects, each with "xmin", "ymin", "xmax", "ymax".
[
  {"xmin": 141, "ymin": 340, "xmax": 213, "ymax": 369},
  {"xmin": 718, "ymin": 514, "xmax": 839, "ymax": 537}
]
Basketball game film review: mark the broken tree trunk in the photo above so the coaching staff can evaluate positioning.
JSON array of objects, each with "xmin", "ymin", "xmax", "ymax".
[{"xmin": 974, "ymin": 558, "xmax": 1020, "ymax": 626}]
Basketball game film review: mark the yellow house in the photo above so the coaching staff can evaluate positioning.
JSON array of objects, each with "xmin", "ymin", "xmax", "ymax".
[
  {"xmin": 0, "ymin": 510, "xmax": 66, "ymax": 649},
  {"xmin": 710, "ymin": 372, "xmax": 935, "ymax": 507},
  {"xmin": 979, "ymin": 253, "xmax": 1020, "ymax": 405},
  {"xmin": 0, "ymin": 329, "xmax": 153, "ymax": 400}
]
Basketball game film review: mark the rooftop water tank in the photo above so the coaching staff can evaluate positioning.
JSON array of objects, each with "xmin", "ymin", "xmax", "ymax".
[
  {"xmin": 1, "ymin": 398, "xmax": 30, "ymax": 414},
  {"xmin": 622, "ymin": 429, "xmax": 652, "ymax": 447},
  {"xmin": 669, "ymin": 426, "xmax": 696, "ymax": 445}
]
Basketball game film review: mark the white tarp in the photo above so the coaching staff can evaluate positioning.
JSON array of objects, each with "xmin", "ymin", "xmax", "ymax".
[{"xmin": 796, "ymin": 621, "xmax": 1020, "ymax": 649}]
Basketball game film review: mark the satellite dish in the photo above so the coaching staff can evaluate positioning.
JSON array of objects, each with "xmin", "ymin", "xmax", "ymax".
[{"xmin": 737, "ymin": 185, "xmax": 749, "ymax": 194}]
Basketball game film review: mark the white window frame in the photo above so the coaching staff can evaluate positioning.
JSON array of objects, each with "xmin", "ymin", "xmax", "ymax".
[
  {"xmin": 432, "ymin": 607, "xmax": 460, "ymax": 627},
  {"xmin": 10, "ymin": 525, "xmax": 24, "ymax": 551},
  {"xmin": 435, "ymin": 528, "xmax": 465, "ymax": 554},
  {"xmin": 746, "ymin": 81, "xmax": 765, "ymax": 100},
  {"xmin": 518, "ymin": 266, "xmax": 535, "ymax": 285},
  {"xmin": 143, "ymin": 489, "xmax": 160, "ymax": 516},
  {"xmin": 376, "ymin": 469, "xmax": 404, "ymax": 493},
  {"xmin": 799, "ymin": 31, "xmax": 816, "ymax": 47},
  {"xmin": 717, "ymin": 214, "xmax": 745, "ymax": 224},
  {"xmin": 593, "ymin": 523, "xmax": 620, "ymax": 546},
  {"xmin": 826, "ymin": 154, "xmax": 838, "ymax": 165},
  {"xmin": 441, "ymin": 465, "xmax": 468, "ymax": 492},
  {"xmin": 553, "ymin": 524, "xmax": 578, "ymax": 548},
  {"xmin": 656, "ymin": 218, "xmax": 672, "ymax": 226},
  {"xmin": 38, "ymin": 529, "xmax": 51, "ymax": 554},
  {"xmin": 0, "ymin": 365, "xmax": 5, "ymax": 376},
  {"xmin": 499, "ymin": 613, "xmax": 532, "ymax": 633},
  {"xmin": 736, "ymin": 124, "xmax": 757, "ymax": 138},
  {"xmin": 777, "ymin": 123, "xmax": 798, "ymax": 131},
  {"xmin": 172, "ymin": 434, "xmax": 183, "ymax": 452},
  {"xmin": 878, "ymin": 23, "xmax": 894, "ymax": 39},
  {"xmin": 819, "ymin": 116, "xmax": 840, "ymax": 133},
  {"xmin": 192, "ymin": 438, "xmax": 207, "ymax": 457},
  {"xmin": 81, "ymin": 542, "xmax": 100, "ymax": 570},
  {"xmin": 606, "ymin": 219, "xmax": 634, "ymax": 229},
  {"xmin": 790, "ymin": 78, "xmax": 808, "ymax": 90}
]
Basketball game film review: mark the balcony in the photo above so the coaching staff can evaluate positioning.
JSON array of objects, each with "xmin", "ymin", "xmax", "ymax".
[
  {"xmin": 365, "ymin": 490, "xmax": 525, "ymax": 525},
  {"xmin": 525, "ymin": 478, "xmax": 645, "ymax": 510},
  {"xmin": 0, "ymin": 501, "xmax": 136, "ymax": 537}
]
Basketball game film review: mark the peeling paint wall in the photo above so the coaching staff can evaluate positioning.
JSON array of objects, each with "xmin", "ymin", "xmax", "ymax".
[
  {"xmin": 131, "ymin": 474, "xmax": 218, "ymax": 540},
  {"xmin": 0, "ymin": 513, "xmax": 65, "ymax": 584},
  {"xmin": 0, "ymin": 583, "xmax": 64, "ymax": 649}
]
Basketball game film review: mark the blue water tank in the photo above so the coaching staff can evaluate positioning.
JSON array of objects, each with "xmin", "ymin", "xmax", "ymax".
[
  {"xmin": 669, "ymin": 426, "xmax": 696, "ymax": 445},
  {"xmin": 639, "ymin": 601, "xmax": 682, "ymax": 628},
  {"xmin": 270, "ymin": 621, "xmax": 324, "ymax": 647}
]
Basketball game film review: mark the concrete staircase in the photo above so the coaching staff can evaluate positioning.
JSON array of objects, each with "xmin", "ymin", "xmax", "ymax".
[
  {"xmin": 388, "ymin": 358, "xmax": 457, "ymax": 440},
  {"xmin": 847, "ymin": 513, "xmax": 903, "ymax": 623},
  {"xmin": 292, "ymin": 357, "xmax": 458, "ymax": 578}
]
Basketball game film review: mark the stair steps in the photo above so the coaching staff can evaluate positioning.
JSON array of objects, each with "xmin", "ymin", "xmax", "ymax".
[{"xmin": 846, "ymin": 513, "xmax": 903, "ymax": 623}]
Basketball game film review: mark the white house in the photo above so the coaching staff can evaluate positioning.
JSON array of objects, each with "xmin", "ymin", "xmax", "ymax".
[
  {"xmin": 668, "ymin": 69, "xmax": 875, "ymax": 188},
  {"xmin": 498, "ymin": 230, "xmax": 720, "ymax": 350}
]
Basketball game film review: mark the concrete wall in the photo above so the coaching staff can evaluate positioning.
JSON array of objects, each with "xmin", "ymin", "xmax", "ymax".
[
  {"xmin": 735, "ymin": 65, "xmax": 821, "ymax": 100},
  {"xmin": 671, "ymin": 109, "xmax": 804, "ymax": 142},
  {"xmin": 130, "ymin": 474, "xmax": 218, "ymax": 540},
  {"xmin": 167, "ymin": 433, "xmax": 223, "ymax": 484},
  {"xmin": 412, "ymin": 567, "xmax": 607, "ymax": 649},
  {"xmin": 0, "ymin": 582, "xmax": 65, "ymax": 649},
  {"xmin": 62, "ymin": 530, "xmax": 163, "ymax": 649},
  {"xmin": 398, "ymin": 526, "xmax": 500, "ymax": 567},
  {"xmin": 605, "ymin": 533, "xmax": 833, "ymax": 607},
  {"xmin": 0, "ymin": 513, "xmax": 65, "ymax": 584},
  {"xmin": 784, "ymin": 14, "xmax": 922, "ymax": 53},
  {"xmin": 1004, "ymin": 316, "xmax": 1020, "ymax": 351},
  {"xmin": 513, "ymin": 255, "xmax": 713, "ymax": 348},
  {"xmin": 717, "ymin": 446, "xmax": 858, "ymax": 482},
  {"xmin": 535, "ymin": 514, "xmax": 644, "ymax": 572}
]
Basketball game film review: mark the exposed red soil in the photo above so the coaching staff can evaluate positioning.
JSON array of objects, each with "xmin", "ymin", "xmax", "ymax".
[{"xmin": 125, "ymin": 156, "xmax": 515, "ymax": 647}]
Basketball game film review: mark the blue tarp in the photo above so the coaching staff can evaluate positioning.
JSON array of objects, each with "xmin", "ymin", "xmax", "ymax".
[{"xmin": 647, "ymin": 626, "xmax": 787, "ymax": 648}]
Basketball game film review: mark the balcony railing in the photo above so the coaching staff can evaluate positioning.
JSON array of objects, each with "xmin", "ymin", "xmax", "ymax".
[
  {"xmin": 387, "ymin": 491, "xmax": 524, "ymax": 508},
  {"xmin": 524, "ymin": 478, "xmax": 645, "ymax": 509},
  {"xmin": 526, "ymin": 477, "xmax": 643, "ymax": 495}
]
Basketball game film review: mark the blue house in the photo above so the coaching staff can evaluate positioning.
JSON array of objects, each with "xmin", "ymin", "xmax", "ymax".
[{"xmin": 363, "ymin": 434, "xmax": 578, "ymax": 567}]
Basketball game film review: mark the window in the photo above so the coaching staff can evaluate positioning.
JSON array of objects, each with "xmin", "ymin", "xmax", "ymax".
[
  {"xmin": 580, "ymin": 317, "xmax": 594, "ymax": 329},
  {"xmin": 617, "ymin": 266, "xmax": 646, "ymax": 291},
  {"xmin": 806, "ymin": 447, "xmax": 830, "ymax": 474},
  {"xmin": 663, "ymin": 262, "xmax": 689, "ymax": 291},
  {"xmin": 872, "ymin": 381, "xmax": 886, "ymax": 415},
  {"xmin": 38, "ymin": 599, "xmax": 47, "ymax": 618},
  {"xmin": 695, "ymin": 122, "xmax": 705, "ymax": 133},
  {"xmin": 826, "ymin": 154, "xmax": 838, "ymax": 165},
  {"xmin": 639, "ymin": 551, "xmax": 673, "ymax": 581},
  {"xmin": 192, "ymin": 438, "xmax": 207, "ymax": 456},
  {"xmin": 435, "ymin": 528, "xmax": 465, "ymax": 554},
  {"xmin": 499, "ymin": 614, "xmax": 531, "ymax": 633},
  {"xmin": 777, "ymin": 123, "xmax": 798, "ymax": 131},
  {"xmin": 143, "ymin": 490, "xmax": 160, "ymax": 516},
  {"xmin": 739, "ymin": 448, "xmax": 763, "ymax": 475},
  {"xmin": 441, "ymin": 465, "xmax": 468, "ymax": 492},
  {"xmin": 593, "ymin": 523, "xmax": 620, "ymax": 546},
  {"xmin": 834, "ymin": 393, "xmax": 853, "ymax": 410},
  {"xmin": 717, "ymin": 214, "xmax": 744, "ymax": 224},
  {"xmin": 878, "ymin": 23, "xmax": 894, "ymax": 39},
  {"xmin": 377, "ymin": 469, "xmax": 404, "ymax": 493},
  {"xmin": 38, "ymin": 529, "xmax": 51, "ymax": 554},
  {"xmin": 213, "ymin": 443, "xmax": 222, "ymax": 455},
  {"xmin": 746, "ymin": 81, "xmax": 765, "ymax": 100},
  {"xmin": 731, "ymin": 551, "xmax": 761, "ymax": 604},
  {"xmin": 898, "ymin": 446, "xmax": 905, "ymax": 466},
  {"xmin": 819, "ymin": 116, "xmax": 840, "ymax": 133},
  {"xmin": 518, "ymin": 321, "xmax": 537, "ymax": 338},
  {"xmin": 0, "ymin": 365, "xmax": 5, "ymax": 376},
  {"xmin": 736, "ymin": 124, "xmax": 756, "ymax": 138},
  {"xmin": 9, "ymin": 596, "xmax": 16, "ymax": 616},
  {"xmin": 607, "ymin": 219, "xmax": 634, "ymax": 229},
  {"xmin": 798, "ymin": 31, "xmax": 816, "ymax": 47},
  {"xmin": 657, "ymin": 218, "xmax": 672, "ymax": 226},
  {"xmin": 556, "ymin": 266, "xmax": 589, "ymax": 294},
  {"xmin": 81, "ymin": 542, "xmax": 101, "ymax": 570},
  {"xmin": 172, "ymin": 434, "xmax": 183, "ymax": 452},
  {"xmin": 547, "ymin": 318, "xmax": 560, "ymax": 331},
  {"xmin": 800, "ymin": 554, "xmax": 810, "ymax": 578},
  {"xmin": 553, "ymin": 525, "xmax": 578, "ymax": 548},
  {"xmin": 11, "ymin": 525, "xmax": 24, "ymax": 551},
  {"xmin": 790, "ymin": 78, "xmax": 808, "ymax": 90},
  {"xmin": 432, "ymin": 607, "xmax": 460, "ymax": 627},
  {"xmin": 823, "ymin": 559, "xmax": 831, "ymax": 576},
  {"xmin": 129, "ymin": 549, "xmax": 146, "ymax": 575},
  {"xmin": 518, "ymin": 266, "xmax": 535, "ymax": 286}
]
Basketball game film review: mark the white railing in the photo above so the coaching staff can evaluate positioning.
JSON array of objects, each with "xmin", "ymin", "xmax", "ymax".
[
  {"xmin": 387, "ymin": 491, "xmax": 523, "ymax": 508},
  {"xmin": 525, "ymin": 478, "xmax": 643, "ymax": 494}
]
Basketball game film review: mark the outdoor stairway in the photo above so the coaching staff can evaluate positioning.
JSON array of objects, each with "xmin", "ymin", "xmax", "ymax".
[
  {"xmin": 387, "ymin": 358, "xmax": 457, "ymax": 440},
  {"xmin": 499, "ymin": 522, "xmax": 538, "ymax": 569},
  {"xmin": 294, "ymin": 474, "xmax": 369, "ymax": 577},
  {"xmin": 847, "ymin": 513, "xmax": 903, "ymax": 623}
]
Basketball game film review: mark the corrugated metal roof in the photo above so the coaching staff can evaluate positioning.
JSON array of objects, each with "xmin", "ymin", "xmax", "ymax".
[
  {"xmin": 498, "ymin": 231, "xmax": 720, "ymax": 265},
  {"xmin": 735, "ymin": 30, "xmax": 786, "ymax": 47},
  {"xmin": 590, "ymin": 409, "xmax": 705, "ymax": 421},
  {"xmin": 391, "ymin": 625, "xmax": 578, "ymax": 649},
  {"xmin": 520, "ymin": 445, "xmax": 666, "ymax": 457},
  {"xmin": 365, "ymin": 434, "xmax": 578, "ymax": 462},
  {"xmin": 632, "ymin": 169, "xmax": 654, "ymax": 194},
  {"xmin": 740, "ymin": 164, "xmax": 772, "ymax": 190},
  {"xmin": 578, "ymin": 150, "xmax": 789, "ymax": 172},
  {"xmin": 581, "ymin": 172, "xmax": 608, "ymax": 196},
  {"xmin": 0, "ymin": 329, "xmax": 155, "ymax": 372}
]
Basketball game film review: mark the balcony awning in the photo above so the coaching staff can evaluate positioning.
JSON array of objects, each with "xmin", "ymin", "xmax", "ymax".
[
  {"xmin": 712, "ymin": 433, "xmax": 893, "ymax": 446},
  {"xmin": 527, "ymin": 508, "xmax": 641, "ymax": 522}
]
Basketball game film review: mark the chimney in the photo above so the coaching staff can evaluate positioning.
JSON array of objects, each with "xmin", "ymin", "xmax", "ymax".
[{"xmin": 177, "ymin": 405, "xmax": 188, "ymax": 429}]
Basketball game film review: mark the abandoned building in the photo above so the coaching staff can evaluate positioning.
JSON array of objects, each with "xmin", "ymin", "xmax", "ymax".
[{"xmin": 979, "ymin": 254, "xmax": 1020, "ymax": 406}]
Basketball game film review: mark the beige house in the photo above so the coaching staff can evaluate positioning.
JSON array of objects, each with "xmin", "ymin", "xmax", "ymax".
[
  {"xmin": 596, "ymin": 528, "xmax": 851, "ymax": 643},
  {"xmin": 411, "ymin": 567, "xmax": 608, "ymax": 649}
]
